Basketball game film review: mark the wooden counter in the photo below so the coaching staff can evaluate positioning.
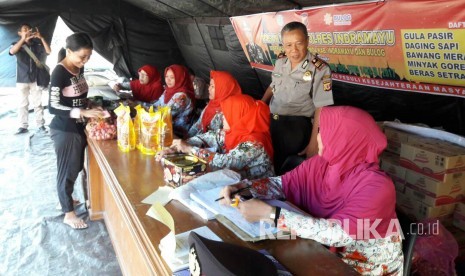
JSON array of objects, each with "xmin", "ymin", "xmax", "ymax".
[{"xmin": 86, "ymin": 138, "xmax": 358, "ymax": 276}]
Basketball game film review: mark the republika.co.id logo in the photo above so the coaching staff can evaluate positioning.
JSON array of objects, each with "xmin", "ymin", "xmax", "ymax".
[{"xmin": 259, "ymin": 218, "xmax": 439, "ymax": 240}]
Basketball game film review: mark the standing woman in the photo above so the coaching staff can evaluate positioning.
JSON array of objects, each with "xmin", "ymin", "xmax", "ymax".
[
  {"xmin": 49, "ymin": 33, "xmax": 104, "ymax": 229},
  {"xmin": 188, "ymin": 71, "xmax": 242, "ymax": 137},
  {"xmin": 153, "ymin": 64, "xmax": 195, "ymax": 139}
]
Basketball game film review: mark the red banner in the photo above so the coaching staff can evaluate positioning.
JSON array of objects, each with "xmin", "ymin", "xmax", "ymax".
[{"xmin": 231, "ymin": 0, "xmax": 465, "ymax": 97}]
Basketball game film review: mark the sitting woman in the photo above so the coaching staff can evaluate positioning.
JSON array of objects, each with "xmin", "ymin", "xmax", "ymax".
[
  {"xmin": 188, "ymin": 70, "xmax": 242, "ymax": 137},
  {"xmin": 153, "ymin": 64, "xmax": 195, "ymax": 138},
  {"xmin": 159, "ymin": 94, "xmax": 274, "ymax": 180},
  {"xmin": 113, "ymin": 64, "xmax": 163, "ymax": 103},
  {"xmin": 220, "ymin": 106, "xmax": 403, "ymax": 275}
]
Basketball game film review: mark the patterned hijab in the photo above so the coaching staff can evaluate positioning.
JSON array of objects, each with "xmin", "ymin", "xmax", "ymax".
[{"xmin": 201, "ymin": 71, "xmax": 242, "ymax": 132}]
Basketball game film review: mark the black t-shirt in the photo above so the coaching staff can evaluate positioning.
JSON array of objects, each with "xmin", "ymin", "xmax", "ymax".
[
  {"xmin": 9, "ymin": 39, "xmax": 45, "ymax": 83},
  {"xmin": 49, "ymin": 64, "xmax": 88, "ymax": 133}
]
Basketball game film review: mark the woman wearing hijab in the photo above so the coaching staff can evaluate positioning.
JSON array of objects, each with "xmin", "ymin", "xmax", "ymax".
[
  {"xmin": 113, "ymin": 64, "xmax": 163, "ymax": 103},
  {"xmin": 160, "ymin": 94, "xmax": 274, "ymax": 180},
  {"xmin": 188, "ymin": 71, "xmax": 242, "ymax": 137},
  {"xmin": 153, "ymin": 64, "xmax": 195, "ymax": 138},
  {"xmin": 219, "ymin": 106, "xmax": 403, "ymax": 275}
]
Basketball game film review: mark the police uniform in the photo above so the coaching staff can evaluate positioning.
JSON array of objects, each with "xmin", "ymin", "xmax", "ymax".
[{"xmin": 269, "ymin": 52, "xmax": 333, "ymax": 174}]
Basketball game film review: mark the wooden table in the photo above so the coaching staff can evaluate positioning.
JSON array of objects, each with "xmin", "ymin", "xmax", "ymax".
[{"xmin": 86, "ymin": 138, "xmax": 359, "ymax": 276}]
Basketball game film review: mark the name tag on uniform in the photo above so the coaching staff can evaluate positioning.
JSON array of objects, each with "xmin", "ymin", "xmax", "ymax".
[{"xmin": 273, "ymin": 73, "xmax": 282, "ymax": 77}]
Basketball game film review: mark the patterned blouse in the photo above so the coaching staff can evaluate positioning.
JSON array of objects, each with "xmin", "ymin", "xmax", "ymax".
[
  {"xmin": 244, "ymin": 177, "xmax": 404, "ymax": 275},
  {"xmin": 187, "ymin": 130, "xmax": 275, "ymax": 180},
  {"xmin": 153, "ymin": 92, "xmax": 194, "ymax": 138},
  {"xmin": 187, "ymin": 110, "xmax": 223, "ymax": 137}
]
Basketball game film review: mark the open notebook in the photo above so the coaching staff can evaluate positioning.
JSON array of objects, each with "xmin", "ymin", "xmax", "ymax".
[{"xmin": 190, "ymin": 186, "xmax": 305, "ymax": 242}]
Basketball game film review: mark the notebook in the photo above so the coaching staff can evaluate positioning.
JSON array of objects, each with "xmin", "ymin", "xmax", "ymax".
[{"xmin": 190, "ymin": 186, "xmax": 304, "ymax": 241}]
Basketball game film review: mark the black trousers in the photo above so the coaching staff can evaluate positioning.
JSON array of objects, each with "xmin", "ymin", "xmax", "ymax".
[
  {"xmin": 270, "ymin": 114, "xmax": 312, "ymax": 175},
  {"xmin": 50, "ymin": 128, "xmax": 87, "ymax": 213}
]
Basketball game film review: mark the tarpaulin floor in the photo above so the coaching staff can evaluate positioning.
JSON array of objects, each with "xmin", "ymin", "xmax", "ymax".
[{"xmin": 0, "ymin": 89, "xmax": 121, "ymax": 276}]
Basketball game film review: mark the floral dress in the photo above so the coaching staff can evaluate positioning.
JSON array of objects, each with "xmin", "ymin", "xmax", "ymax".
[
  {"xmin": 187, "ymin": 130, "xmax": 275, "ymax": 180},
  {"xmin": 154, "ymin": 92, "xmax": 194, "ymax": 138},
  {"xmin": 244, "ymin": 176, "xmax": 404, "ymax": 275},
  {"xmin": 187, "ymin": 110, "xmax": 223, "ymax": 137}
]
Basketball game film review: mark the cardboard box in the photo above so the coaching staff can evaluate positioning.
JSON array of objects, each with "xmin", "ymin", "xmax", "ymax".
[
  {"xmin": 404, "ymin": 184, "xmax": 464, "ymax": 207},
  {"xmin": 400, "ymin": 139, "xmax": 465, "ymax": 182},
  {"xmin": 384, "ymin": 127, "xmax": 412, "ymax": 154},
  {"xmin": 397, "ymin": 191, "xmax": 456, "ymax": 220},
  {"xmin": 162, "ymin": 154, "xmax": 207, "ymax": 188},
  {"xmin": 404, "ymin": 169, "xmax": 465, "ymax": 204},
  {"xmin": 380, "ymin": 152, "xmax": 407, "ymax": 192}
]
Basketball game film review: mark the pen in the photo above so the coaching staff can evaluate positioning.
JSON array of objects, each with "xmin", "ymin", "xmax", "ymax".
[{"xmin": 214, "ymin": 186, "xmax": 250, "ymax": 202}]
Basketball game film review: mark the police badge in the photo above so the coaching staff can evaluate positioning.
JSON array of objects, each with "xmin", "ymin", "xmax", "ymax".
[{"xmin": 303, "ymin": 70, "xmax": 312, "ymax": 81}]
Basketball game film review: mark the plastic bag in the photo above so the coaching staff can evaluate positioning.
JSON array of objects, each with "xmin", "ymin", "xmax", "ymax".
[
  {"xmin": 114, "ymin": 103, "xmax": 136, "ymax": 152},
  {"xmin": 411, "ymin": 219, "xmax": 458, "ymax": 276},
  {"xmin": 139, "ymin": 106, "xmax": 173, "ymax": 155},
  {"xmin": 133, "ymin": 104, "xmax": 144, "ymax": 149},
  {"xmin": 86, "ymin": 117, "xmax": 117, "ymax": 140}
]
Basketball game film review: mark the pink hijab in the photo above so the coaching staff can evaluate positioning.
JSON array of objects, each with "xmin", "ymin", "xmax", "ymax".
[{"xmin": 282, "ymin": 106, "xmax": 396, "ymax": 239}]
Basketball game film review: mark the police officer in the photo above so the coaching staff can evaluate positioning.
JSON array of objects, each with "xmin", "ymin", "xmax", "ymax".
[{"xmin": 261, "ymin": 21, "xmax": 333, "ymax": 174}]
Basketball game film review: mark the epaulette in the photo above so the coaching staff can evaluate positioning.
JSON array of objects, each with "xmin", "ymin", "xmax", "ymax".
[{"xmin": 311, "ymin": 55, "xmax": 327, "ymax": 70}]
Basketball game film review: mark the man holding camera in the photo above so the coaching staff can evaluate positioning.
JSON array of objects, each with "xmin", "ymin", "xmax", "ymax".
[{"xmin": 9, "ymin": 23, "xmax": 51, "ymax": 134}]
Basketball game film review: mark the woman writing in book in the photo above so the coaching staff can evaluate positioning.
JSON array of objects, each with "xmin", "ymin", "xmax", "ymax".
[
  {"xmin": 112, "ymin": 64, "xmax": 163, "ymax": 103},
  {"xmin": 152, "ymin": 64, "xmax": 195, "ymax": 138},
  {"xmin": 187, "ymin": 70, "xmax": 242, "ymax": 137},
  {"xmin": 157, "ymin": 94, "xmax": 274, "ymax": 180},
  {"xmin": 220, "ymin": 106, "xmax": 403, "ymax": 275}
]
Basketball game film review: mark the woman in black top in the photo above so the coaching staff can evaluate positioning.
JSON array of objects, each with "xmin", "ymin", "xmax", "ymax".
[{"xmin": 49, "ymin": 33, "xmax": 104, "ymax": 229}]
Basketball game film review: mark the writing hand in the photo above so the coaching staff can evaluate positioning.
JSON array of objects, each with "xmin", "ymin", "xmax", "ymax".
[
  {"xmin": 237, "ymin": 199, "xmax": 273, "ymax": 222},
  {"xmin": 218, "ymin": 182, "xmax": 248, "ymax": 205}
]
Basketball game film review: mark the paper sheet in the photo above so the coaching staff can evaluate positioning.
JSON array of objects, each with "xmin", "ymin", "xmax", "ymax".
[
  {"xmin": 146, "ymin": 202, "xmax": 176, "ymax": 254},
  {"xmin": 142, "ymin": 186, "xmax": 173, "ymax": 205}
]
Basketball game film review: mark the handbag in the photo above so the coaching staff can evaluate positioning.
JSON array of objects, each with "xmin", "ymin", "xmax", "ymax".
[{"xmin": 21, "ymin": 44, "xmax": 51, "ymax": 87}]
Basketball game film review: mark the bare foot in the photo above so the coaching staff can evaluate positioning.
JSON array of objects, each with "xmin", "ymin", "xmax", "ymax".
[{"xmin": 64, "ymin": 211, "xmax": 88, "ymax": 229}]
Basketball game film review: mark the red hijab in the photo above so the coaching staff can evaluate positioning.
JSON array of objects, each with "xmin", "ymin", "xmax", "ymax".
[
  {"xmin": 201, "ymin": 71, "xmax": 242, "ymax": 132},
  {"xmin": 163, "ymin": 64, "xmax": 195, "ymax": 104},
  {"xmin": 221, "ymin": 94, "xmax": 273, "ymax": 159},
  {"xmin": 129, "ymin": 65, "xmax": 163, "ymax": 102},
  {"xmin": 282, "ymin": 106, "xmax": 397, "ymax": 239}
]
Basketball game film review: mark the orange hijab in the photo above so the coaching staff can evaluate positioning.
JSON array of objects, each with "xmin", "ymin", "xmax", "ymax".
[
  {"xmin": 163, "ymin": 64, "xmax": 195, "ymax": 104},
  {"xmin": 221, "ymin": 94, "xmax": 273, "ymax": 159},
  {"xmin": 201, "ymin": 71, "xmax": 242, "ymax": 132}
]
